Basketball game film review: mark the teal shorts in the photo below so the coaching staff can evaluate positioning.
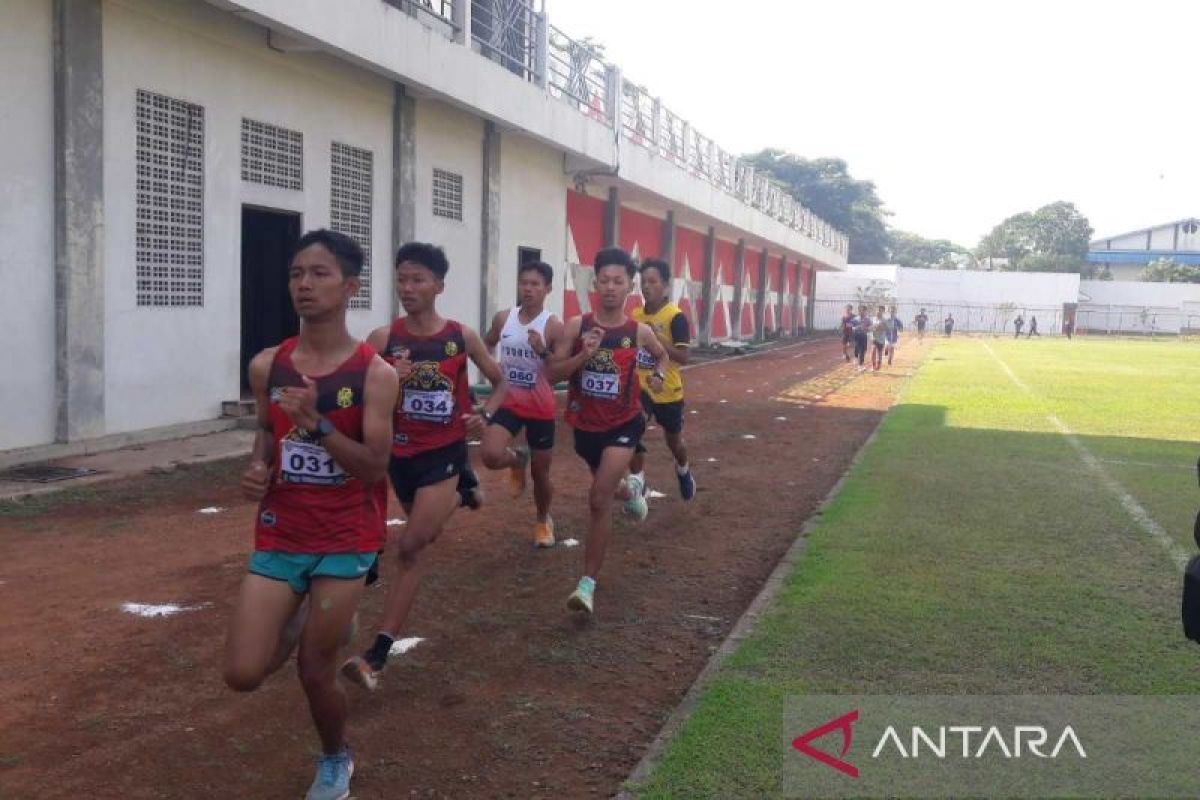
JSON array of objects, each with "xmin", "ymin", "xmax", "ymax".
[{"xmin": 248, "ymin": 551, "xmax": 378, "ymax": 595}]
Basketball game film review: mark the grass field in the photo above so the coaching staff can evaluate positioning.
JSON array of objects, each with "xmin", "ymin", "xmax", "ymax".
[{"xmin": 631, "ymin": 337, "xmax": 1200, "ymax": 799}]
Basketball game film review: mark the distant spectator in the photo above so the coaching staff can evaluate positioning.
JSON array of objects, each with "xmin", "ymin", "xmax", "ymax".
[
  {"xmin": 1013, "ymin": 314, "xmax": 1024, "ymax": 338},
  {"xmin": 944, "ymin": 314, "xmax": 955, "ymax": 337},
  {"xmin": 1064, "ymin": 318, "xmax": 1075, "ymax": 339},
  {"xmin": 1027, "ymin": 316, "xmax": 1040, "ymax": 337},
  {"xmin": 915, "ymin": 309, "xmax": 929, "ymax": 341}
]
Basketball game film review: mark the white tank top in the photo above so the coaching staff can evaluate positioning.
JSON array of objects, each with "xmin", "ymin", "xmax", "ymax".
[{"xmin": 498, "ymin": 307, "xmax": 556, "ymax": 419}]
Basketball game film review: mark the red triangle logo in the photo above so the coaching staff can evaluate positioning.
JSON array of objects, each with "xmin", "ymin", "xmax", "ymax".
[{"xmin": 791, "ymin": 709, "xmax": 860, "ymax": 778}]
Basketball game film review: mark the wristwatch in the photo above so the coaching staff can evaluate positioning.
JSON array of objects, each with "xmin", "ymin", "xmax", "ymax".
[
  {"xmin": 652, "ymin": 370, "xmax": 665, "ymax": 381},
  {"xmin": 480, "ymin": 409, "xmax": 494, "ymax": 424},
  {"xmin": 308, "ymin": 416, "xmax": 335, "ymax": 440}
]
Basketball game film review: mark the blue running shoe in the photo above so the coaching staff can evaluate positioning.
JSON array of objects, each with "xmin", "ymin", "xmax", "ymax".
[
  {"xmin": 306, "ymin": 749, "xmax": 353, "ymax": 800},
  {"xmin": 677, "ymin": 467, "xmax": 697, "ymax": 501},
  {"xmin": 567, "ymin": 576, "xmax": 595, "ymax": 614}
]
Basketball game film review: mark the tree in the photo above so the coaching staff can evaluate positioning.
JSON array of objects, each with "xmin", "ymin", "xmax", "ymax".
[
  {"xmin": 976, "ymin": 201, "xmax": 1094, "ymax": 274},
  {"xmin": 743, "ymin": 149, "xmax": 890, "ymax": 263},
  {"xmin": 1142, "ymin": 257, "xmax": 1200, "ymax": 283},
  {"xmin": 889, "ymin": 230, "xmax": 972, "ymax": 270}
]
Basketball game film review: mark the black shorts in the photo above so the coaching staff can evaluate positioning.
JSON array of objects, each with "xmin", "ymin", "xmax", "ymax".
[
  {"xmin": 491, "ymin": 407, "xmax": 556, "ymax": 451},
  {"xmin": 842, "ymin": 331, "xmax": 852, "ymax": 345},
  {"xmin": 387, "ymin": 440, "xmax": 468, "ymax": 506},
  {"xmin": 573, "ymin": 415, "xmax": 646, "ymax": 471},
  {"xmin": 640, "ymin": 391, "xmax": 685, "ymax": 435}
]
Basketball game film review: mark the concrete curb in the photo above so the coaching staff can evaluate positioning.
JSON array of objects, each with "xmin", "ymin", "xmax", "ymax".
[{"xmin": 614, "ymin": 348, "xmax": 919, "ymax": 799}]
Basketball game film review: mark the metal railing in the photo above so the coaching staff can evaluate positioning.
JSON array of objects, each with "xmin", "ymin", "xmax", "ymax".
[
  {"xmin": 546, "ymin": 23, "xmax": 610, "ymax": 124},
  {"xmin": 378, "ymin": 0, "xmax": 849, "ymax": 257}
]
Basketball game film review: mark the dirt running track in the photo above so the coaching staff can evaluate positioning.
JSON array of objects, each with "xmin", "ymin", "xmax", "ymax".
[{"xmin": 0, "ymin": 336, "xmax": 919, "ymax": 799}]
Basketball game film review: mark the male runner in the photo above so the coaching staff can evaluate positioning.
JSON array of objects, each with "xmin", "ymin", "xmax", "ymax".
[
  {"xmin": 550, "ymin": 247, "xmax": 669, "ymax": 615},
  {"xmin": 884, "ymin": 304, "xmax": 903, "ymax": 366},
  {"xmin": 915, "ymin": 308, "xmax": 929, "ymax": 341},
  {"xmin": 343, "ymin": 242, "xmax": 507, "ymax": 690},
  {"xmin": 870, "ymin": 305, "xmax": 887, "ymax": 371},
  {"xmin": 1013, "ymin": 314, "xmax": 1025, "ymax": 338},
  {"xmin": 853, "ymin": 303, "xmax": 872, "ymax": 371},
  {"xmin": 629, "ymin": 257, "xmax": 697, "ymax": 501},
  {"xmin": 223, "ymin": 229, "xmax": 398, "ymax": 800},
  {"xmin": 944, "ymin": 313, "xmax": 955, "ymax": 337},
  {"xmin": 481, "ymin": 260, "xmax": 563, "ymax": 547},
  {"xmin": 1028, "ymin": 315, "xmax": 1040, "ymax": 337},
  {"xmin": 840, "ymin": 303, "xmax": 857, "ymax": 362}
]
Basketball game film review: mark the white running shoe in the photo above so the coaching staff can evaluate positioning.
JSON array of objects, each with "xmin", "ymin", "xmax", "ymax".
[{"xmin": 622, "ymin": 475, "xmax": 649, "ymax": 521}]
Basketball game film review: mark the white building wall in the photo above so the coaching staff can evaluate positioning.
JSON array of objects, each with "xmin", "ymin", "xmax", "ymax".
[
  {"xmin": 1149, "ymin": 225, "xmax": 1175, "ymax": 249},
  {"xmin": 1079, "ymin": 279, "xmax": 1200, "ymax": 333},
  {"xmin": 0, "ymin": 0, "xmax": 56, "ymax": 450},
  {"xmin": 413, "ymin": 98, "xmax": 484, "ymax": 331},
  {"xmin": 498, "ymin": 133, "xmax": 568, "ymax": 319},
  {"xmin": 102, "ymin": 0, "xmax": 393, "ymax": 435}
]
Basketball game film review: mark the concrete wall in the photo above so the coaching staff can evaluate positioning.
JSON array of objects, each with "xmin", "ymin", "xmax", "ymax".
[
  {"xmin": 103, "ymin": 0, "xmax": 393, "ymax": 435},
  {"xmin": 0, "ymin": 0, "xmax": 56, "ymax": 450},
  {"xmin": 497, "ymin": 132, "xmax": 568, "ymax": 320},
  {"xmin": 412, "ymin": 97, "xmax": 483, "ymax": 331},
  {"xmin": 1077, "ymin": 277, "xmax": 1200, "ymax": 333}
]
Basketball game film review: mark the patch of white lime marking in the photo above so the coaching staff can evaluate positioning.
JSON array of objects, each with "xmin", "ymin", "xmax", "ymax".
[
  {"xmin": 560, "ymin": 538, "xmax": 580, "ymax": 547},
  {"xmin": 719, "ymin": 399, "xmax": 728, "ymax": 404},
  {"xmin": 388, "ymin": 637, "xmax": 425, "ymax": 657},
  {"xmin": 706, "ymin": 457, "xmax": 718, "ymax": 463},
  {"xmin": 746, "ymin": 389, "xmax": 755, "ymax": 393},
  {"xmin": 122, "ymin": 602, "xmax": 210, "ymax": 618},
  {"xmin": 684, "ymin": 614, "xmax": 721, "ymax": 621},
  {"xmin": 775, "ymin": 416, "xmax": 788, "ymax": 421},
  {"xmin": 742, "ymin": 434, "xmax": 757, "ymax": 440},
  {"xmin": 980, "ymin": 340, "xmax": 1189, "ymax": 570},
  {"xmin": 646, "ymin": 489, "xmax": 667, "ymax": 499},
  {"xmin": 386, "ymin": 518, "xmax": 406, "ymax": 527},
  {"xmin": 689, "ymin": 410, "xmax": 699, "ymax": 415},
  {"xmin": 197, "ymin": 507, "xmax": 224, "ymax": 514}
]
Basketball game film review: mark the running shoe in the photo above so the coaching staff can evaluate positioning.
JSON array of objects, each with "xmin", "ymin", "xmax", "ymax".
[
  {"xmin": 306, "ymin": 749, "xmax": 354, "ymax": 800},
  {"xmin": 533, "ymin": 516, "xmax": 555, "ymax": 548},
  {"xmin": 677, "ymin": 467, "xmax": 697, "ymax": 501},
  {"xmin": 567, "ymin": 576, "xmax": 595, "ymax": 614},
  {"xmin": 508, "ymin": 445, "xmax": 531, "ymax": 498},
  {"xmin": 458, "ymin": 466, "xmax": 484, "ymax": 511},
  {"xmin": 622, "ymin": 475, "xmax": 649, "ymax": 521},
  {"xmin": 340, "ymin": 655, "xmax": 382, "ymax": 692}
]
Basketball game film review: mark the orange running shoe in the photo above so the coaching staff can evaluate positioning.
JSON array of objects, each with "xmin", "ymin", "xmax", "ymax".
[{"xmin": 533, "ymin": 516, "xmax": 555, "ymax": 548}]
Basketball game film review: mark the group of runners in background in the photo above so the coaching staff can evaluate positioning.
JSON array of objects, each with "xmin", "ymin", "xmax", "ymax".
[
  {"xmin": 220, "ymin": 230, "xmax": 698, "ymax": 799},
  {"xmin": 840, "ymin": 303, "xmax": 904, "ymax": 371}
]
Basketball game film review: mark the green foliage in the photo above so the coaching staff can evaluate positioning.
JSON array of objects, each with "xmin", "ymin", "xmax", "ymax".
[
  {"xmin": 1142, "ymin": 257, "xmax": 1200, "ymax": 283},
  {"xmin": 889, "ymin": 230, "xmax": 972, "ymax": 270},
  {"xmin": 743, "ymin": 149, "xmax": 890, "ymax": 263},
  {"xmin": 977, "ymin": 201, "xmax": 1094, "ymax": 274}
]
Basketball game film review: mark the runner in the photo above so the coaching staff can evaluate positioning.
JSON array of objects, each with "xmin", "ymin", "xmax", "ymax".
[
  {"xmin": 944, "ymin": 313, "xmax": 955, "ymax": 337},
  {"xmin": 1028, "ymin": 315, "xmax": 1040, "ymax": 337},
  {"xmin": 884, "ymin": 304, "xmax": 903, "ymax": 366},
  {"xmin": 223, "ymin": 229, "xmax": 398, "ymax": 800},
  {"xmin": 840, "ymin": 303, "xmax": 857, "ymax": 362},
  {"xmin": 481, "ymin": 260, "xmax": 562, "ymax": 547},
  {"xmin": 629, "ymin": 257, "xmax": 697, "ymax": 502},
  {"xmin": 550, "ymin": 247, "xmax": 669, "ymax": 615},
  {"xmin": 343, "ymin": 242, "xmax": 508, "ymax": 690},
  {"xmin": 1013, "ymin": 314, "xmax": 1025, "ymax": 338},
  {"xmin": 870, "ymin": 305, "xmax": 887, "ymax": 371},
  {"xmin": 915, "ymin": 308, "xmax": 929, "ymax": 341},
  {"xmin": 853, "ymin": 303, "xmax": 871, "ymax": 371}
]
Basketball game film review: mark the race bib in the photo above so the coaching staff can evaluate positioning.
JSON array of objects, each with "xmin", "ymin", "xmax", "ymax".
[
  {"xmin": 635, "ymin": 347, "xmax": 656, "ymax": 370},
  {"xmin": 582, "ymin": 370, "xmax": 620, "ymax": 399},
  {"xmin": 506, "ymin": 365, "xmax": 537, "ymax": 389},
  {"xmin": 280, "ymin": 439, "xmax": 347, "ymax": 486},
  {"xmin": 402, "ymin": 388, "xmax": 454, "ymax": 423}
]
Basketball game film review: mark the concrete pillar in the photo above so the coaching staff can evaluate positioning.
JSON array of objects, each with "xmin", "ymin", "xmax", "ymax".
[
  {"xmin": 731, "ymin": 239, "xmax": 746, "ymax": 340},
  {"xmin": 792, "ymin": 262, "xmax": 805, "ymax": 336},
  {"xmin": 452, "ymin": 0, "xmax": 472, "ymax": 46},
  {"xmin": 660, "ymin": 210, "xmax": 676, "ymax": 274},
  {"xmin": 391, "ymin": 82, "xmax": 416, "ymax": 318},
  {"xmin": 53, "ymin": 0, "xmax": 105, "ymax": 443},
  {"xmin": 805, "ymin": 266, "xmax": 817, "ymax": 332},
  {"xmin": 777, "ymin": 256, "xmax": 788, "ymax": 336},
  {"xmin": 698, "ymin": 225, "xmax": 716, "ymax": 346},
  {"xmin": 532, "ymin": 11, "xmax": 549, "ymax": 88},
  {"xmin": 603, "ymin": 186, "xmax": 620, "ymax": 248},
  {"xmin": 479, "ymin": 120, "xmax": 501, "ymax": 332},
  {"xmin": 754, "ymin": 248, "xmax": 769, "ymax": 341}
]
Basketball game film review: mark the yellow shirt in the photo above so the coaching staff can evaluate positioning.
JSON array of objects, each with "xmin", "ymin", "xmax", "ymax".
[{"xmin": 632, "ymin": 302, "xmax": 689, "ymax": 404}]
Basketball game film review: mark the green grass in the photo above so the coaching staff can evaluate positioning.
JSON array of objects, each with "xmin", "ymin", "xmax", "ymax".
[{"xmin": 632, "ymin": 337, "xmax": 1200, "ymax": 799}]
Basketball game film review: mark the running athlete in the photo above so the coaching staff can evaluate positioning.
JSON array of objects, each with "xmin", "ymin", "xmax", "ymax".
[
  {"xmin": 840, "ymin": 304, "xmax": 856, "ymax": 362},
  {"xmin": 870, "ymin": 305, "xmax": 887, "ymax": 371},
  {"xmin": 550, "ymin": 247, "xmax": 669, "ymax": 615},
  {"xmin": 853, "ymin": 303, "xmax": 872, "ymax": 371},
  {"xmin": 343, "ymin": 242, "xmax": 507, "ymax": 690},
  {"xmin": 629, "ymin": 258, "xmax": 697, "ymax": 502},
  {"xmin": 481, "ymin": 260, "xmax": 562, "ymax": 547},
  {"xmin": 915, "ymin": 309, "xmax": 929, "ymax": 341},
  {"xmin": 884, "ymin": 305, "xmax": 903, "ymax": 366},
  {"xmin": 223, "ymin": 230, "xmax": 398, "ymax": 800}
]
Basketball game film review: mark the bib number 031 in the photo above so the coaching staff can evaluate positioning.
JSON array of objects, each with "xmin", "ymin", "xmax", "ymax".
[{"xmin": 280, "ymin": 439, "xmax": 347, "ymax": 486}]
